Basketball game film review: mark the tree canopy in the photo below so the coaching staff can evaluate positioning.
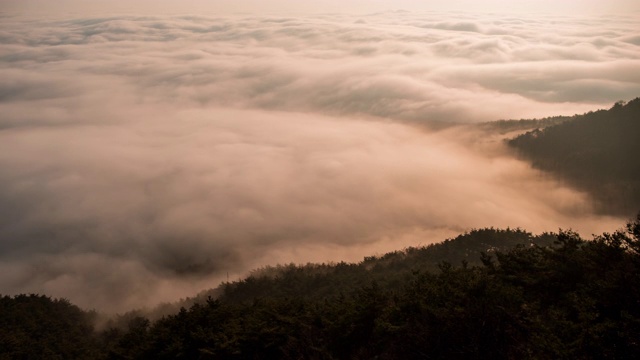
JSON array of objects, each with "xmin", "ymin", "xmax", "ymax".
[
  {"xmin": 2, "ymin": 217, "xmax": 640, "ymax": 359},
  {"xmin": 509, "ymin": 98, "xmax": 640, "ymax": 216}
]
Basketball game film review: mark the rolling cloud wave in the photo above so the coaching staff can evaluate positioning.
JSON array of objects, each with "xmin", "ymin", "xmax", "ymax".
[{"xmin": 0, "ymin": 12, "xmax": 636, "ymax": 311}]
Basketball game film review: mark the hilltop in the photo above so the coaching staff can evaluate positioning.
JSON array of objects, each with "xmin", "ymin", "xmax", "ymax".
[
  {"xmin": 2, "ymin": 218, "xmax": 640, "ymax": 359},
  {"xmin": 508, "ymin": 98, "xmax": 640, "ymax": 216}
]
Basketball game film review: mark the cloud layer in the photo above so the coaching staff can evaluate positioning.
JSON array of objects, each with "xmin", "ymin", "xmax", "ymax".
[
  {"xmin": 0, "ymin": 12, "xmax": 637, "ymax": 311},
  {"xmin": 2, "ymin": 12, "xmax": 639, "ymax": 125}
]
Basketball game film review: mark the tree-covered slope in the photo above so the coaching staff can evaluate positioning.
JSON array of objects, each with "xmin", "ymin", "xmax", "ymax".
[
  {"xmin": 113, "ymin": 228, "xmax": 553, "ymax": 322},
  {"xmin": 508, "ymin": 98, "xmax": 640, "ymax": 215},
  {"xmin": 101, "ymin": 215, "xmax": 640, "ymax": 359},
  {"xmin": 0, "ymin": 295, "xmax": 100, "ymax": 359},
  {"xmin": 3, "ymin": 218, "xmax": 640, "ymax": 359},
  {"xmin": 217, "ymin": 228, "xmax": 554, "ymax": 304}
]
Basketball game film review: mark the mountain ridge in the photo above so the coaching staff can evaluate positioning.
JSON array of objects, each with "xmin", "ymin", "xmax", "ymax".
[{"xmin": 508, "ymin": 98, "xmax": 640, "ymax": 216}]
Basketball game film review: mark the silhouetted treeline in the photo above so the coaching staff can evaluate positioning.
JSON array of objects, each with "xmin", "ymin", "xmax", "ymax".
[
  {"xmin": 478, "ymin": 115, "xmax": 572, "ymax": 134},
  {"xmin": 0, "ymin": 294, "xmax": 100, "ymax": 359},
  {"xmin": 509, "ymin": 98, "xmax": 640, "ymax": 215},
  {"xmin": 2, "ymin": 218, "xmax": 640, "ymax": 359},
  {"xmin": 218, "ymin": 228, "xmax": 554, "ymax": 304}
]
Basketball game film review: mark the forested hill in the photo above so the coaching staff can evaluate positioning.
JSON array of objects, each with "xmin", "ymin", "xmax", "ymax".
[
  {"xmin": 3, "ymin": 219, "xmax": 640, "ymax": 359},
  {"xmin": 109, "ymin": 227, "xmax": 555, "ymax": 322},
  {"xmin": 508, "ymin": 98, "xmax": 640, "ymax": 216},
  {"xmin": 216, "ymin": 228, "xmax": 554, "ymax": 304}
]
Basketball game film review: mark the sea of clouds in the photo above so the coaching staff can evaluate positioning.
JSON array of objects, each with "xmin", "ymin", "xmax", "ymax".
[{"xmin": 0, "ymin": 11, "xmax": 638, "ymax": 311}]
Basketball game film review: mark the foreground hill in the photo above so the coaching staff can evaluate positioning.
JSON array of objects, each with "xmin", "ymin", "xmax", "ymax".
[
  {"xmin": 99, "ymin": 228, "xmax": 555, "ymax": 323},
  {"xmin": 2, "ymin": 217, "xmax": 640, "ymax": 359},
  {"xmin": 508, "ymin": 98, "xmax": 640, "ymax": 216}
]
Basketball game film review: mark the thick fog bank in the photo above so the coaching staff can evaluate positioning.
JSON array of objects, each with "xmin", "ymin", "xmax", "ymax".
[{"xmin": 0, "ymin": 12, "xmax": 636, "ymax": 311}]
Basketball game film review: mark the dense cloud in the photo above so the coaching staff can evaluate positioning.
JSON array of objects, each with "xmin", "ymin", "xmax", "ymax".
[
  {"xmin": 2, "ymin": 12, "xmax": 639, "ymax": 124},
  {"xmin": 0, "ymin": 12, "xmax": 637, "ymax": 311}
]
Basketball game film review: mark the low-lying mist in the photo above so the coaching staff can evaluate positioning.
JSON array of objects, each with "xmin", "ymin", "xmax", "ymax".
[
  {"xmin": 0, "ymin": 11, "xmax": 637, "ymax": 312},
  {"xmin": 0, "ymin": 106, "xmax": 623, "ymax": 312}
]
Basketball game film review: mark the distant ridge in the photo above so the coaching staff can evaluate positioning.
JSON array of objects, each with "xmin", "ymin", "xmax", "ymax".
[{"xmin": 509, "ymin": 98, "xmax": 640, "ymax": 216}]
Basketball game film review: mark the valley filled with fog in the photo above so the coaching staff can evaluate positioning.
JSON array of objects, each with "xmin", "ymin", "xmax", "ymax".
[{"xmin": 1, "ymin": 11, "xmax": 638, "ymax": 311}]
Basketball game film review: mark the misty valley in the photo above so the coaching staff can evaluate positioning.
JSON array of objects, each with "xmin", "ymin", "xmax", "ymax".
[
  {"xmin": 1, "ymin": 5, "xmax": 640, "ymax": 359},
  {"xmin": 2, "ymin": 99, "xmax": 639, "ymax": 359},
  {"xmin": 3, "ymin": 218, "xmax": 640, "ymax": 358}
]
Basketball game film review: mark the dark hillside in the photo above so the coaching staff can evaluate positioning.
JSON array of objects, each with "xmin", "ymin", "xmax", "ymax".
[
  {"xmin": 508, "ymin": 98, "xmax": 640, "ymax": 215},
  {"xmin": 0, "ymin": 294, "xmax": 100, "ymax": 359},
  {"xmin": 122, "ymin": 228, "xmax": 553, "ymax": 320},
  {"xmin": 100, "ymin": 215, "xmax": 640, "ymax": 359},
  {"xmin": 2, "ymin": 217, "xmax": 640, "ymax": 359},
  {"xmin": 216, "ymin": 228, "xmax": 554, "ymax": 303}
]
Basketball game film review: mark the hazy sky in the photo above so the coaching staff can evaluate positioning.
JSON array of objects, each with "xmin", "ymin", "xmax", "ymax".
[
  {"xmin": 3, "ymin": 0, "xmax": 640, "ymax": 16},
  {"xmin": 0, "ymin": 2, "xmax": 638, "ymax": 311}
]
